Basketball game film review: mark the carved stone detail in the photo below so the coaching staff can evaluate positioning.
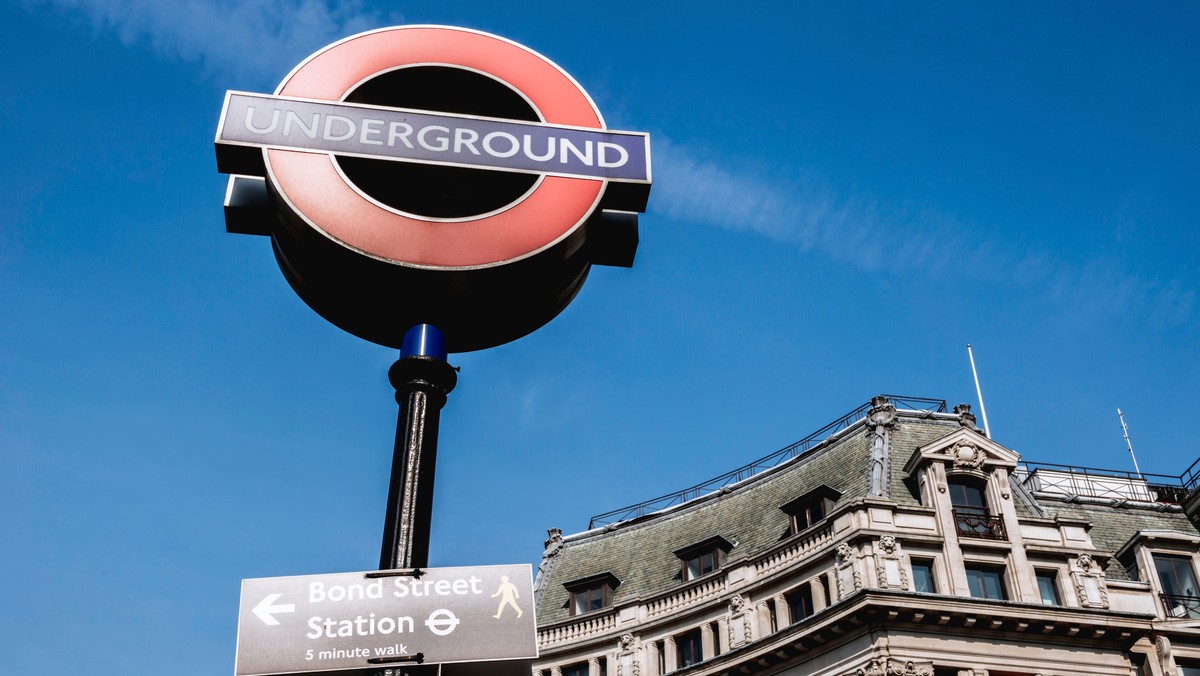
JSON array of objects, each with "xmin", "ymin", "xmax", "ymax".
[
  {"xmin": 950, "ymin": 441, "xmax": 987, "ymax": 470},
  {"xmin": 1157, "ymin": 635, "xmax": 1175, "ymax": 675},
  {"xmin": 536, "ymin": 528, "xmax": 565, "ymax": 604},
  {"xmin": 843, "ymin": 660, "xmax": 885, "ymax": 676},
  {"xmin": 616, "ymin": 633, "xmax": 640, "ymax": 676},
  {"xmin": 1070, "ymin": 553, "xmax": 1110, "ymax": 609},
  {"xmin": 727, "ymin": 595, "xmax": 752, "ymax": 649},
  {"xmin": 874, "ymin": 536, "xmax": 908, "ymax": 590},
  {"xmin": 867, "ymin": 396, "xmax": 898, "ymax": 429},
  {"xmin": 836, "ymin": 543, "xmax": 862, "ymax": 598},
  {"xmin": 837, "ymin": 542, "xmax": 855, "ymax": 561},
  {"xmin": 842, "ymin": 659, "xmax": 933, "ymax": 676},
  {"xmin": 953, "ymin": 403, "xmax": 977, "ymax": 430},
  {"xmin": 866, "ymin": 396, "xmax": 897, "ymax": 497}
]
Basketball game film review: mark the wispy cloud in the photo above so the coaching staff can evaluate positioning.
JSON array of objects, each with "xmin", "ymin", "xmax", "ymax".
[
  {"xmin": 23, "ymin": 0, "xmax": 401, "ymax": 85},
  {"xmin": 652, "ymin": 139, "xmax": 972, "ymax": 275},
  {"xmin": 652, "ymin": 138, "xmax": 1196, "ymax": 328}
]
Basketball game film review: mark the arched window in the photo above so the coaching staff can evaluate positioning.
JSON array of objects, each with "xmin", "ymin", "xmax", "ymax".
[{"xmin": 947, "ymin": 477, "xmax": 988, "ymax": 515}]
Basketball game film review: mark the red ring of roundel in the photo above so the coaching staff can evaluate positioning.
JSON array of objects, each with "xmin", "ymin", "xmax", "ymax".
[{"xmin": 265, "ymin": 25, "xmax": 607, "ymax": 269}]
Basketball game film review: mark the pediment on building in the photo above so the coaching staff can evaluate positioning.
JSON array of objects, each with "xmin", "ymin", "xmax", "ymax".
[{"xmin": 901, "ymin": 426, "xmax": 1020, "ymax": 476}]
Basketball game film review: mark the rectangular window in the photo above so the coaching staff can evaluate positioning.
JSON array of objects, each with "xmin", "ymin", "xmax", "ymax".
[
  {"xmin": 677, "ymin": 629, "xmax": 703, "ymax": 668},
  {"xmin": 570, "ymin": 585, "xmax": 610, "ymax": 615},
  {"xmin": 790, "ymin": 501, "xmax": 825, "ymax": 534},
  {"xmin": 675, "ymin": 537, "xmax": 732, "ymax": 583},
  {"xmin": 786, "ymin": 584, "xmax": 814, "ymax": 623},
  {"xmin": 911, "ymin": 559, "xmax": 935, "ymax": 593},
  {"xmin": 684, "ymin": 550, "xmax": 718, "ymax": 581},
  {"xmin": 965, "ymin": 565, "xmax": 1007, "ymax": 600},
  {"xmin": 1035, "ymin": 570, "xmax": 1061, "ymax": 605},
  {"xmin": 1155, "ymin": 554, "xmax": 1200, "ymax": 597},
  {"xmin": 564, "ymin": 572, "xmax": 619, "ymax": 616},
  {"xmin": 782, "ymin": 487, "xmax": 841, "ymax": 536},
  {"xmin": 1155, "ymin": 554, "xmax": 1200, "ymax": 618},
  {"xmin": 563, "ymin": 663, "xmax": 588, "ymax": 676}
]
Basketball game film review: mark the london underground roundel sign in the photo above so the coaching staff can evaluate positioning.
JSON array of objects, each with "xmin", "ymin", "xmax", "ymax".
[{"xmin": 216, "ymin": 26, "xmax": 651, "ymax": 352}]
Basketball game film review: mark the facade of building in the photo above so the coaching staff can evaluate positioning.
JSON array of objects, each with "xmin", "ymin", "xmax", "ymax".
[{"xmin": 531, "ymin": 396, "xmax": 1200, "ymax": 676}]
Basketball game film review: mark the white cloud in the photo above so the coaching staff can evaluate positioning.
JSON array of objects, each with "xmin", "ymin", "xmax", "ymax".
[
  {"xmin": 24, "ymin": 0, "xmax": 401, "ymax": 85},
  {"xmin": 651, "ymin": 137, "xmax": 1196, "ymax": 327},
  {"xmin": 652, "ymin": 138, "xmax": 966, "ymax": 274}
]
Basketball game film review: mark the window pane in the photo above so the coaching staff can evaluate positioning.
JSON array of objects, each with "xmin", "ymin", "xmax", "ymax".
[
  {"xmin": 686, "ymin": 558, "xmax": 701, "ymax": 580},
  {"xmin": 949, "ymin": 480, "xmax": 987, "ymax": 513},
  {"xmin": 571, "ymin": 585, "xmax": 608, "ymax": 615},
  {"xmin": 1155, "ymin": 554, "xmax": 1200, "ymax": 597},
  {"xmin": 911, "ymin": 561, "xmax": 934, "ymax": 593},
  {"xmin": 1036, "ymin": 571, "xmax": 1060, "ymax": 605},
  {"xmin": 564, "ymin": 664, "xmax": 588, "ymax": 676},
  {"xmin": 966, "ymin": 567, "xmax": 1006, "ymax": 600},
  {"xmin": 677, "ymin": 629, "xmax": 703, "ymax": 667},
  {"xmin": 787, "ymin": 585, "xmax": 814, "ymax": 622}
]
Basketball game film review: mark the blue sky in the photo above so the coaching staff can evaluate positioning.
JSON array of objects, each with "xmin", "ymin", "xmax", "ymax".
[{"xmin": 2, "ymin": 1, "xmax": 1198, "ymax": 673}]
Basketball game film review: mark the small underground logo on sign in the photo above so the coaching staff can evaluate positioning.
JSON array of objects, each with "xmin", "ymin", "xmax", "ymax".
[{"xmin": 215, "ymin": 25, "xmax": 652, "ymax": 352}]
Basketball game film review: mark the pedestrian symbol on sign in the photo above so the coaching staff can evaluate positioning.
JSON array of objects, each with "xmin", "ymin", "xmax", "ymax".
[{"xmin": 492, "ymin": 576, "xmax": 523, "ymax": 619}]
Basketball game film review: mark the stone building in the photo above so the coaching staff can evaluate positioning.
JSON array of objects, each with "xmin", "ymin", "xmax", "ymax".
[{"xmin": 531, "ymin": 395, "xmax": 1200, "ymax": 676}]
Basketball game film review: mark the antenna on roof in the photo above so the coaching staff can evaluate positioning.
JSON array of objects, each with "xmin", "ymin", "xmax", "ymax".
[
  {"xmin": 966, "ymin": 343, "xmax": 992, "ymax": 438},
  {"xmin": 1117, "ymin": 408, "xmax": 1143, "ymax": 477}
]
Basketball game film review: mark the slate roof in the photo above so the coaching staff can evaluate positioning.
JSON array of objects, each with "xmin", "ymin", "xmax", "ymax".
[
  {"xmin": 534, "ymin": 395, "xmax": 1200, "ymax": 626},
  {"xmin": 535, "ymin": 407, "xmax": 960, "ymax": 625}
]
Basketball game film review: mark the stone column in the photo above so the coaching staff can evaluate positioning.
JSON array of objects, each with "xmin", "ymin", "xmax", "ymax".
[
  {"xmin": 810, "ymin": 577, "xmax": 828, "ymax": 613},
  {"xmin": 716, "ymin": 617, "xmax": 730, "ymax": 654},
  {"xmin": 991, "ymin": 467, "xmax": 1039, "ymax": 603},
  {"xmin": 773, "ymin": 593, "xmax": 791, "ymax": 628},
  {"xmin": 588, "ymin": 657, "xmax": 600, "ymax": 676},
  {"xmin": 700, "ymin": 624, "xmax": 715, "ymax": 660},
  {"xmin": 663, "ymin": 636, "xmax": 677, "ymax": 673},
  {"xmin": 866, "ymin": 396, "xmax": 898, "ymax": 497},
  {"xmin": 926, "ymin": 462, "xmax": 970, "ymax": 596},
  {"xmin": 645, "ymin": 641, "xmax": 659, "ymax": 676},
  {"xmin": 755, "ymin": 602, "xmax": 771, "ymax": 639}
]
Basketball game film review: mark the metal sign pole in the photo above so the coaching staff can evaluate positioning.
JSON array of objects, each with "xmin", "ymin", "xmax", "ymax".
[{"xmin": 380, "ymin": 324, "xmax": 458, "ymax": 571}]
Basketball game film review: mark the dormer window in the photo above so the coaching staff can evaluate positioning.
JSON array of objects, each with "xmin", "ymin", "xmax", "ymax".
[
  {"xmin": 564, "ymin": 572, "xmax": 620, "ymax": 616},
  {"xmin": 675, "ymin": 536, "xmax": 734, "ymax": 582},
  {"xmin": 781, "ymin": 486, "xmax": 842, "ymax": 536},
  {"xmin": 947, "ymin": 477, "xmax": 987, "ymax": 515},
  {"xmin": 1155, "ymin": 554, "xmax": 1200, "ymax": 618},
  {"xmin": 947, "ymin": 476, "xmax": 1005, "ymax": 540}
]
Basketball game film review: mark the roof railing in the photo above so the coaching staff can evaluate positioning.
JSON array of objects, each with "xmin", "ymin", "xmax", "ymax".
[
  {"xmin": 1015, "ymin": 460, "xmax": 1198, "ymax": 504},
  {"xmin": 587, "ymin": 395, "xmax": 948, "ymax": 529}
]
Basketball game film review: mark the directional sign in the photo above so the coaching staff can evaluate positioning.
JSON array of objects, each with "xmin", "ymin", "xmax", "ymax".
[{"xmin": 235, "ymin": 564, "xmax": 537, "ymax": 676}]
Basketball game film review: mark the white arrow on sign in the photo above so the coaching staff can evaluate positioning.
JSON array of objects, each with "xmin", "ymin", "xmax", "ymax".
[{"xmin": 252, "ymin": 593, "xmax": 296, "ymax": 626}]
